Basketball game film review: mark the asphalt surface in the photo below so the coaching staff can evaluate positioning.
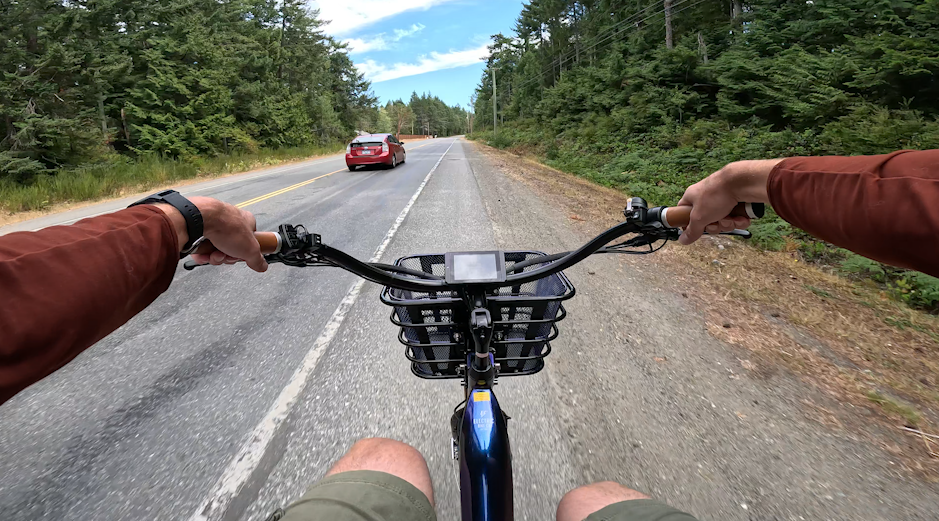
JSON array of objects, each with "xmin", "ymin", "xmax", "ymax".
[
  {"xmin": 0, "ymin": 139, "xmax": 468, "ymax": 520},
  {"xmin": 3, "ymin": 138, "xmax": 938, "ymax": 521}
]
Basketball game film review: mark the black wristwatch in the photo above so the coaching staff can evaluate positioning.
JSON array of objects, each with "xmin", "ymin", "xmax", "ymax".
[{"xmin": 129, "ymin": 189, "xmax": 204, "ymax": 257}]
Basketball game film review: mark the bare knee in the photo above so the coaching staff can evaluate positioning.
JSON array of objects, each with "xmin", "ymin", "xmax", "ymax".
[
  {"xmin": 557, "ymin": 481, "xmax": 649, "ymax": 521},
  {"xmin": 327, "ymin": 438, "xmax": 434, "ymax": 506}
]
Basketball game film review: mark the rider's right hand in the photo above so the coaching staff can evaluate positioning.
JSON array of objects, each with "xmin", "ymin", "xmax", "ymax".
[{"xmin": 676, "ymin": 159, "xmax": 784, "ymax": 245}]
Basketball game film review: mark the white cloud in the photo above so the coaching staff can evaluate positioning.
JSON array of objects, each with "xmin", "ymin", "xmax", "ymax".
[
  {"xmin": 345, "ymin": 35, "xmax": 389, "ymax": 54},
  {"xmin": 359, "ymin": 44, "xmax": 489, "ymax": 83},
  {"xmin": 311, "ymin": 0, "xmax": 456, "ymax": 36},
  {"xmin": 345, "ymin": 23, "xmax": 425, "ymax": 54},
  {"xmin": 393, "ymin": 23, "xmax": 425, "ymax": 40}
]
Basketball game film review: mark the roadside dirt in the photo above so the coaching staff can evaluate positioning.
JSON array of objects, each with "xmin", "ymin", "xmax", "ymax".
[{"xmin": 471, "ymin": 142, "xmax": 939, "ymax": 480}]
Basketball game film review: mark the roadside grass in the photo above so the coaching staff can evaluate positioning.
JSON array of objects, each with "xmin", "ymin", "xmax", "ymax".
[
  {"xmin": 468, "ymin": 129, "xmax": 939, "ymax": 314},
  {"xmin": 471, "ymin": 141, "xmax": 939, "ymax": 472},
  {"xmin": 0, "ymin": 143, "xmax": 344, "ymax": 215},
  {"xmin": 866, "ymin": 390, "xmax": 922, "ymax": 427}
]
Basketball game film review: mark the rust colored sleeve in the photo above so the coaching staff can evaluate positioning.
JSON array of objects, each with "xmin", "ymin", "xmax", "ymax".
[
  {"xmin": 768, "ymin": 150, "xmax": 939, "ymax": 277},
  {"xmin": 0, "ymin": 206, "xmax": 179, "ymax": 404}
]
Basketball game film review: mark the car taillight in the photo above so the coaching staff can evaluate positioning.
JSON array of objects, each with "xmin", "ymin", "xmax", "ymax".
[
  {"xmin": 382, "ymin": 142, "xmax": 389, "ymax": 153},
  {"xmin": 346, "ymin": 144, "xmax": 351, "ymax": 154}
]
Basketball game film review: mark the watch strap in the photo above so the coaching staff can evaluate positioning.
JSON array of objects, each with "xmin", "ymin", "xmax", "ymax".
[{"xmin": 129, "ymin": 189, "xmax": 204, "ymax": 256}]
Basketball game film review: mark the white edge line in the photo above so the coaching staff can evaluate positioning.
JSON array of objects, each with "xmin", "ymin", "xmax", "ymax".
[{"xmin": 189, "ymin": 139, "xmax": 455, "ymax": 521}]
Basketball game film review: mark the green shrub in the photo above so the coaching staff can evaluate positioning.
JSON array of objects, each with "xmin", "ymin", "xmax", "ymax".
[
  {"xmin": 840, "ymin": 253, "xmax": 888, "ymax": 282},
  {"xmin": 890, "ymin": 272, "xmax": 939, "ymax": 312},
  {"xmin": 487, "ymin": 132, "xmax": 514, "ymax": 149},
  {"xmin": 748, "ymin": 218, "xmax": 793, "ymax": 251},
  {"xmin": 468, "ymin": 118, "xmax": 939, "ymax": 314}
]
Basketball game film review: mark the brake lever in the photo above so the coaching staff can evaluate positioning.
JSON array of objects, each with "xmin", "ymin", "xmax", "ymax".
[
  {"xmin": 182, "ymin": 254, "xmax": 285, "ymax": 271},
  {"xmin": 720, "ymin": 229, "xmax": 752, "ymax": 239},
  {"xmin": 675, "ymin": 229, "xmax": 752, "ymax": 240}
]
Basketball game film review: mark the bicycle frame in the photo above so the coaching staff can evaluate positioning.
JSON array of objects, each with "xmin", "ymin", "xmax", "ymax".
[
  {"xmin": 452, "ymin": 289, "xmax": 515, "ymax": 520},
  {"xmin": 459, "ymin": 355, "xmax": 513, "ymax": 520}
]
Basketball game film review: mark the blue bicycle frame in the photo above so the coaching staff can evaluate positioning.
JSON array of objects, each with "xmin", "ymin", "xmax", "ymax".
[{"xmin": 458, "ymin": 353, "xmax": 513, "ymax": 520}]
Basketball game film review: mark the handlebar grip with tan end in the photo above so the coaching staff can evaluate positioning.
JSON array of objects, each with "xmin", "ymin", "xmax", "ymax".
[
  {"xmin": 182, "ymin": 231, "xmax": 282, "ymax": 270},
  {"xmin": 658, "ymin": 202, "xmax": 764, "ymax": 229},
  {"xmin": 190, "ymin": 231, "xmax": 283, "ymax": 256}
]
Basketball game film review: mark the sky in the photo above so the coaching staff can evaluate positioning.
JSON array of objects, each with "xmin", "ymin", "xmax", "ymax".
[{"xmin": 309, "ymin": 0, "xmax": 525, "ymax": 109}]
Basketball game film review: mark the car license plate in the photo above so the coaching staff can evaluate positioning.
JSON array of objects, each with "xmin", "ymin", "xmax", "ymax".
[{"xmin": 360, "ymin": 150, "xmax": 371, "ymax": 155}]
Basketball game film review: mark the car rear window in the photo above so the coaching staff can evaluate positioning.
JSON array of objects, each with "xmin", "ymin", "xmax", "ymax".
[{"xmin": 351, "ymin": 141, "xmax": 383, "ymax": 147}]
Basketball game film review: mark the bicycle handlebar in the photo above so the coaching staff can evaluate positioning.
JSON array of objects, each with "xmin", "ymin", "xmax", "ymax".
[
  {"xmin": 225, "ymin": 203, "xmax": 758, "ymax": 255},
  {"xmin": 648, "ymin": 202, "xmax": 763, "ymax": 229},
  {"xmin": 184, "ymin": 200, "xmax": 764, "ymax": 292}
]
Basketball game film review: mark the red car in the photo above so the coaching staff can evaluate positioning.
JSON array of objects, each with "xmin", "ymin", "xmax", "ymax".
[{"xmin": 345, "ymin": 134, "xmax": 406, "ymax": 171}]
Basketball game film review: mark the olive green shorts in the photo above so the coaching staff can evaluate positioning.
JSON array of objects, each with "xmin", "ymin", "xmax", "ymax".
[{"xmin": 278, "ymin": 470, "xmax": 695, "ymax": 521}]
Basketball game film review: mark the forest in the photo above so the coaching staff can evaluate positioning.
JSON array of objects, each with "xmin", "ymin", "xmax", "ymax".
[
  {"xmin": 471, "ymin": 0, "xmax": 939, "ymax": 310},
  {"xmin": 0, "ymin": 0, "xmax": 467, "ymax": 210}
]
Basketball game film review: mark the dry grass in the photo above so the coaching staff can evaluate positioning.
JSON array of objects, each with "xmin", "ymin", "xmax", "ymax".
[
  {"xmin": 0, "ymin": 148, "xmax": 345, "ymax": 227},
  {"xmin": 474, "ymin": 142, "xmax": 939, "ymax": 475}
]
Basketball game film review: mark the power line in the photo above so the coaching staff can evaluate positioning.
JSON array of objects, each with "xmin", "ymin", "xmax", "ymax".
[
  {"xmin": 512, "ymin": 0, "xmax": 701, "ymax": 91},
  {"xmin": 514, "ymin": 1, "xmax": 671, "ymax": 90}
]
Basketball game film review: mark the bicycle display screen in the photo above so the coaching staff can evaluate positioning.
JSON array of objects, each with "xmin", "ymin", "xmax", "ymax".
[{"xmin": 445, "ymin": 251, "xmax": 506, "ymax": 284}]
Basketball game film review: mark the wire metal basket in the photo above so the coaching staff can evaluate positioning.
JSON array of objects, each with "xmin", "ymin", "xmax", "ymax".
[{"xmin": 380, "ymin": 251, "xmax": 575, "ymax": 379}]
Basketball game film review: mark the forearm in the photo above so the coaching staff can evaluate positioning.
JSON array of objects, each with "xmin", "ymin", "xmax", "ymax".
[
  {"xmin": 711, "ymin": 159, "xmax": 785, "ymax": 203},
  {"xmin": 767, "ymin": 150, "xmax": 939, "ymax": 276},
  {"xmin": 0, "ymin": 206, "xmax": 180, "ymax": 404}
]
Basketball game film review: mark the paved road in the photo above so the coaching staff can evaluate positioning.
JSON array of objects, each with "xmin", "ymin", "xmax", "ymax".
[
  {"xmin": 3, "ymin": 137, "xmax": 938, "ymax": 521},
  {"xmin": 0, "ymin": 138, "xmax": 513, "ymax": 520}
]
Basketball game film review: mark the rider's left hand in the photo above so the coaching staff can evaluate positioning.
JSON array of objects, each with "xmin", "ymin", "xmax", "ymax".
[{"xmin": 155, "ymin": 196, "xmax": 268, "ymax": 272}]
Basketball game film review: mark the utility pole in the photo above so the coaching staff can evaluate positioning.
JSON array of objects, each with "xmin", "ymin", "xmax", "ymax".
[
  {"xmin": 664, "ymin": 0, "xmax": 674, "ymax": 50},
  {"xmin": 698, "ymin": 32, "xmax": 708, "ymax": 63},
  {"xmin": 491, "ymin": 67, "xmax": 499, "ymax": 135}
]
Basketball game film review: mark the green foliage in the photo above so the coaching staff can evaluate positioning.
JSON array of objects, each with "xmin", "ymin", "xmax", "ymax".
[
  {"xmin": 889, "ymin": 272, "xmax": 939, "ymax": 312},
  {"xmin": 748, "ymin": 219, "xmax": 793, "ymax": 252},
  {"xmin": 471, "ymin": 0, "xmax": 939, "ymax": 313},
  {"xmin": 837, "ymin": 254, "xmax": 939, "ymax": 312},
  {"xmin": 0, "ymin": 0, "xmax": 470, "ymax": 207},
  {"xmin": 0, "ymin": 0, "xmax": 373, "ymax": 180},
  {"xmin": 407, "ymin": 92, "xmax": 469, "ymax": 136},
  {"xmin": 840, "ymin": 254, "xmax": 888, "ymax": 283}
]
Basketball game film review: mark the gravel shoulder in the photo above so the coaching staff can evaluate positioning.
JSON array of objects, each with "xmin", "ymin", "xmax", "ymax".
[{"xmin": 465, "ymin": 141, "xmax": 939, "ymax": 520}]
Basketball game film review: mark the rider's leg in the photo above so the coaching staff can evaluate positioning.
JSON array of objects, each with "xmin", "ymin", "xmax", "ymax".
[
  {"xmin": 557, "ymin": 482, "xmax": 649, "ymax": 521},
  {"xmin": 557, "ymin": 481, "xmax": 697, "ymax": 521},
  {"xmin": 325, "ymin": 437, "xmax": 435, "ymax": 506},
  {"xmin": 280, "ymin": 438, "xmax": 436, "ymax": 521}
]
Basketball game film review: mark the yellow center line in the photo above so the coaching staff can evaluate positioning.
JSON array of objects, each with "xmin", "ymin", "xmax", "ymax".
[
  {"xmin": 233, "ymin": 139, "xmax": 444, "ymax": 208},
  {"xmin": 236, "ymin": 168, "xmax": 345, "ymax": 208}
]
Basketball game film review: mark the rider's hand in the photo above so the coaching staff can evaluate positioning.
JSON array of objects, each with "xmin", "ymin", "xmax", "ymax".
[
  {"xmin": 154, "ymin": 197, "xmax": 268, "ymax": 272},
  {"xmin": 676, "ymin": 159, "xmax": 784, "ymax": 245}
]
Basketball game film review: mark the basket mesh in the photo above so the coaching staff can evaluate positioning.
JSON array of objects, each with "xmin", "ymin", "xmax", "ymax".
[{"xmin": 382, "ymin": 252, "xmax": 573, "ymax": 378}]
